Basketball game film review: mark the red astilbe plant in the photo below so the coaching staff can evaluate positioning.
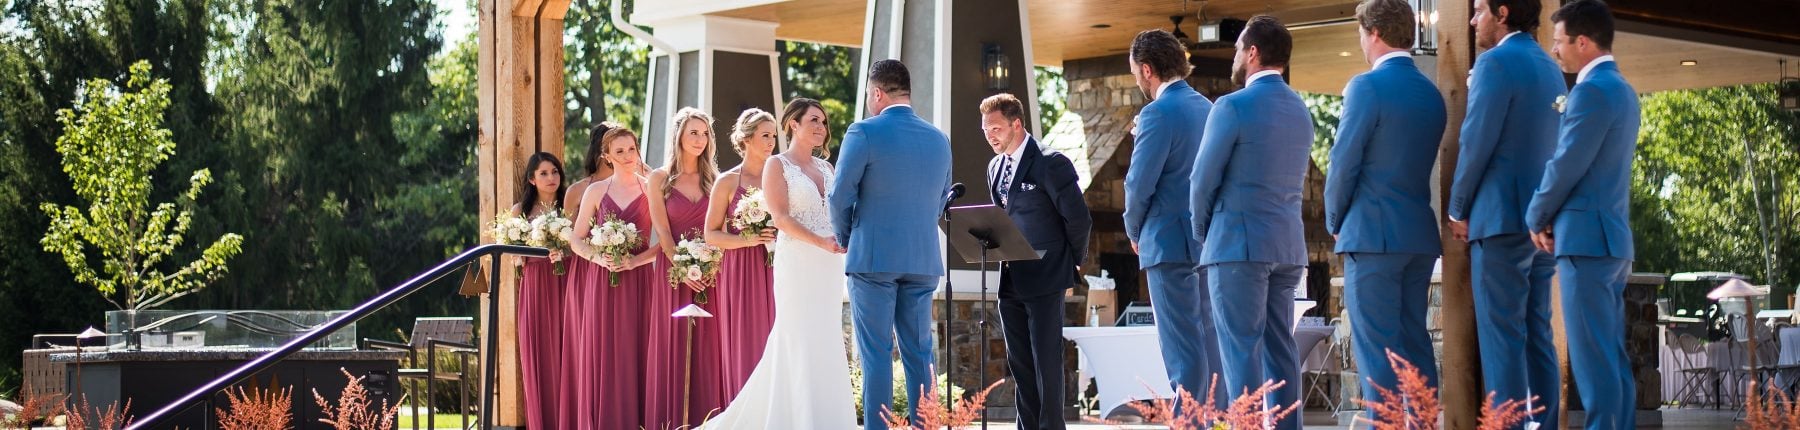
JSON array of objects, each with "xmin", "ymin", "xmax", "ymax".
[
  {"xmin": 1089, "ymin": 376, "xmax": 1299, "ymax": 430},
  {"xmin": 218, "ymin": 384, "xmax": 294, "ymax": 430},
  {"xmin": 1356, "ymin": 350, "xmax": 1444, "ymax": 430},
  {"xmin": 1476, "ymin": 392, "xmax": 1543, "ymax": 430},
  {"xmin": 0, "ymin": 382, "xmax": 65, "ymax": 430},
  {"xmin": 63, "ymin": 396, "xmax": 131, "ymax": 430},
  {"xmin": 1218, "ymin": 380, "xmax": 1301, "ymax": 430},
  {"xmin": 879, "ymin": 373, "xmax": 1005, "ymax": 430},
  {"xmin": 312, "ymin": 368, "xmax": 401, "ymax": 430},
  {"xmin": 1742, "ymin": 381, "xmax": 1800, "ymax": 430}
]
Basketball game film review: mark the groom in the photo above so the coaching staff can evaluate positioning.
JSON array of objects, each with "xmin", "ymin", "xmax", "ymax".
[{"xmin": 829, "ymin": 58, "xmax": 954, "ymax": 429}]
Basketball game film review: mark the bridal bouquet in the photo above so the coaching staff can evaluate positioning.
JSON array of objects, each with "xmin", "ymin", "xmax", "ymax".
[
  {"xmin": 730, "ymin": 187, "xmax": 776, "ymax": 265},
  {"xmin": 527, "ymin": 210, "xmax": 576, "ymax": 275},
  {"xmin": 589, "ymin": 213, "xmax": 643, "ymax": 285},
  {"xmin": 667, "ymin": 234, "xmax": 724, "ymax": 304}
]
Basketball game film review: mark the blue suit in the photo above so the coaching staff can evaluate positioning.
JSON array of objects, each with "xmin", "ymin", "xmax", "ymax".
[
  {"xmin": 1123, "ymin": 80, "xmax": 1227, "ymax": 413},
  {"xmin": 828, "ymin": 105, "xmax": 953, "ymax": 429},
  {"xmin": 1450, "ymin": 33, "xmax": 1567, "ymax": 427},
  {"xmin": 1189, "ymin": 73, "xmax": 1312, "ymax": 430},
  {"xmin": 1526, "ymin": 59, "xmax": 1639, "ymax": 430},
  {"xmin": 1324, "ymin": 55, "xmax": 1446, "ymax": 403}
]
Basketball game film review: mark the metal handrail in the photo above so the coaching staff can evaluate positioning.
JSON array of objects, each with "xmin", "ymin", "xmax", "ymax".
[{"xmin": 127, "ymin": 243, "xmax": 547, "ymax": 430}]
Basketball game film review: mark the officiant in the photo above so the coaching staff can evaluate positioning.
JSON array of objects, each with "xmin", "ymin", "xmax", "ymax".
[{"xmin": 980, "ymin": 93, "xmax": 1092, "ymax": 430}]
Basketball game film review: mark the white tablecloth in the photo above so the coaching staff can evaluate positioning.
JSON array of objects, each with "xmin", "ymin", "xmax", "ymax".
[{"xmin": 1066, "ymin": 300, "xmax": 1326, "ymax": 418}]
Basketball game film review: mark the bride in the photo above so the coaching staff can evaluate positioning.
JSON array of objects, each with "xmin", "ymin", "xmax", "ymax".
[{"xmin": 700, "ymin": 98, "xmax": 856, "ymax": 429}]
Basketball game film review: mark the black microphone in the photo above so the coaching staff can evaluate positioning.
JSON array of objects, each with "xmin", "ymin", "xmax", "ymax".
[{"xmin": 946, "ymin": 183, "xmax": 967, "ymax": 202}]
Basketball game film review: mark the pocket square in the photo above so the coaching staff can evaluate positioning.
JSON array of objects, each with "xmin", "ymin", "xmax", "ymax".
[{"xmin": 1021, "ymin": 182, "xmax": 1038, "ymax": 191}]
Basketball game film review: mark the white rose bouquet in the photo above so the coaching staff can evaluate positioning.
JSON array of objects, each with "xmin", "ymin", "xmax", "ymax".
[
  {"xmin": 489, "ymin": 214, "xmax": 533, "ymax": 246},
  {"xmin": 730, "ymin": 187, "xmax": 776, "ymax": 265},
  {"xmin": 589, "ymin": 213, "xmax": 643, "ymax": 285},
  {"xmin": 666, "ymin": 233, "xmax": 725, "ymax": 304},
  {"xmin": 528, "ymin": 210, "xmax": 576, "ymax": 275}
]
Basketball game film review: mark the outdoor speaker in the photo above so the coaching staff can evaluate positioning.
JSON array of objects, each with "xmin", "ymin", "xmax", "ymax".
[
  {"xmin": 1780, "ymin": 78, "xmax": 1800, "ymax": 113},
  {"xmin": 1198, "ymin": 18, "xmax": 1247, "ymax": 44}
]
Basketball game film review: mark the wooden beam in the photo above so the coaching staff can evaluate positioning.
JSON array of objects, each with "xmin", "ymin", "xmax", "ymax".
[
  {"xmin": 1608, "ymin": 0, "xmax": 1800, "ymax": 47},
  {"xmin": 1435, "ymin": 0, "xmax": 1480, "ymax": 427},
  {"xmin": 479, "ymin": 0, "xmax": 570, "ymax": 425}
]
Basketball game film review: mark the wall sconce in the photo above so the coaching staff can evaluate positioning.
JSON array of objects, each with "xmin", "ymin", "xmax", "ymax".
[
  {"xmin": 1411, "ymin": 0, "xmax": 1439, "ymax": 56},
  {"xmin": 984, "ymin": 43, "xmax": 1010, "ymax": 92}
]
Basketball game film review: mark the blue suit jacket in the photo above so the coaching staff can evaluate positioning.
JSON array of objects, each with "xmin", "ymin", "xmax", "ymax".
[
  {"xmin": 1326, "ymin": 56, "xmax": 1448, "ymax": 255},
  {"xmin": 1448, "ymin": 34, "xmax": 1566, "ymax": 240},
  {"xmin": 1526, "ymin": 61, "xmax": 1638, "ymax": 259},
  {"xmin": 829, "ymin": 105, "xmax": 954, "ymax": 275},
  {"xmin": 1189, "ymin": 74, "xmax": 1313, "ymax": 266},
  {"xmin": 1124, "ymin": 80, "xmax": 1210, "ymax": 268}
]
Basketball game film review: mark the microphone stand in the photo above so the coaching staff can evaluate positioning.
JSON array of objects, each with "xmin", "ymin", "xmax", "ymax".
[{"xmin": 941, "ymin": 189, "xmax": 958, "ymax": 423}]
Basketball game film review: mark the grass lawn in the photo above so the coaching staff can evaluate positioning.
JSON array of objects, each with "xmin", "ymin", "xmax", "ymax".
[{"xmin": 396, "ymin": 413, "xmax": 476, "ymax": 429}]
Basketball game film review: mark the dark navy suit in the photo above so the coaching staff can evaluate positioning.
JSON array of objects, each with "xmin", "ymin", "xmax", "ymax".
[{"xmin": 987, "ymin": 136, "xmax": 1090, "ymax": 430}]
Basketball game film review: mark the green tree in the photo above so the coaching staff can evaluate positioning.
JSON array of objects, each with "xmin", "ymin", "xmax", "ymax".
[
  {"xmin": 1633, "ymin": 84, "xmax": 1800, "ymax": 303},
  {"xmin": 39, "ymin": 61, "xmax": 245, "ymax": 310},
  {"xmin": 1034, "ymin": 66, "xmax": 1066, "ymax": 135},
  {"xmin": 779, "ymin": 41, "xmax": 859, "ymax": 154},
  {"xmin": 1, "ymin": 0, "xmax": 220, "ymax": 387},
  {"xmin": 563, "ymin": 0, "xmax": 649, "ymax": 174},
  {"xmin": 208, "ymin": 0, "xmax": 442, "ymax": 311},
  {"xmin": 1302, "ymin": 92, "xmax": 1344, "ymax": 174}
]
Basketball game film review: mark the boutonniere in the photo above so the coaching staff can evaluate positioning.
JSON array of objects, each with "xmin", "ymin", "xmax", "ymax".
[{"xmin": 1553, "ymin": 95, "xmax": 1567, "ymax": 113}]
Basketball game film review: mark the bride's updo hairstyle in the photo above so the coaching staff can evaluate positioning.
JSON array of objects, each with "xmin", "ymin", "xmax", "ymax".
[{"xmin": 779, "ymin": 98, "xmax": 830, "ymax": 159}]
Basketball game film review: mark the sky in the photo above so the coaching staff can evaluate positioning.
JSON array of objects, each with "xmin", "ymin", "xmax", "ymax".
[{"xmin": 440, "ymin": 0, "xmax": 476, "ymax": 46}]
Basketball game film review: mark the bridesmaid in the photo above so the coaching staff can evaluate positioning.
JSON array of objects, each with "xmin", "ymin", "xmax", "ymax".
[
  {"xmin": 512, "ymin": 152, "xmax": 566, "ymax": 430},
  {"xmin": 568, "ymin": 127, "xmax": 660, "ymax": 430},
  {"xmin": 705, "ymin": 108, "xmax": 779, "ymax": 398},
  {"xmin": 557, "ymin": 122, "xmax": 612, "ymax": 430},
  {"xmin": 644, "ymin": 107, "xmax": 728, "ymax": 428}
]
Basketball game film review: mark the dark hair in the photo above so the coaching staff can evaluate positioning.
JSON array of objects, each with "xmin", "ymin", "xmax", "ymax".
[
  {"xmin": 583, "ymin": 122, "xmax": 620, "ymax": 176},
  {"xmin": 1129, "ymin": 29, "xmax": 1192, "ymax": 81},
  {"xmin": 1552, "ymin": 0, "xmax": 1614, "ymax": 51},
  {"xmin": 1485, "ymin": 0, "xmax": 1542, "ymax": 34},
  {"xmin": 868, "ymin": 59, "xmax": 911, "ymax": 97},
  {"xmin": 1241, "ymin": 15, "xmax": 1294, "ymax": 68},
  {"xmin": 780, "ymin": 97, "xmax": 831, "ymax": 158},
  {"xmin": 1356, "ymin": 0, "xmax": 1416, "ymax": 50},
  {"xmin": 519, "ymin": 152, "xmax": 567, "ymax": 216},
  {"xmin": 979, "ymin": 93, "xmax": 1027, "ymax": 126}
]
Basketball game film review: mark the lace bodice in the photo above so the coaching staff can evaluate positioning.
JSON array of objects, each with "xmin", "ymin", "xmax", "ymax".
[{"xmin": 778, "ymin": 155, "xmax": 835, "ymax": 237}]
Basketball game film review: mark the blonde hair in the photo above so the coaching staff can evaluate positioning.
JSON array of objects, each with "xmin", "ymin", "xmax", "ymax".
[
  {"xmin": 729, "ymin": 108, "xmax": 777, "ymax": 155},
  {"xmin": 662, "ymin": 107, "xmax": 719, "ymax": 198}
]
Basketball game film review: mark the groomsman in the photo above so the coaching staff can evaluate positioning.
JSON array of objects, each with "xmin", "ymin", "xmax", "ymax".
[
  {"xmin": 1326, "ymin": 0, "xmax": 1448, "ymax": 402},
  {"xmin": 1122, "ymin": 29, "xmax": 1226, "ymax": 416},
  {"xmin": 1190, "ymin": 16, "xmax": 1311, "ymax": 430},
  {"xmin": 1449, "ymin": 0, "xmax": 1565, "ymax": 425},
  {"xmin": 981, "ymin": 93, "xmax": 1091, "ymax": 430},
  {"xmin": 1530, "ymin": 1, "xmax": 1638, "ymax": 427}
]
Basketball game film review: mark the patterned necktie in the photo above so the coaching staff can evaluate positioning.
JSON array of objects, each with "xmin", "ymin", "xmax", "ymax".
[{"xmin": 998, "ymin": 156, "xmax": 1014, "ymax": 206}]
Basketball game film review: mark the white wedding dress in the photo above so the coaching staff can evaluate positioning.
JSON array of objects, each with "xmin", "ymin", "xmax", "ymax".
[{"xmin": 699, "ymin": 155, "xmax": 856, "ymax": 429}]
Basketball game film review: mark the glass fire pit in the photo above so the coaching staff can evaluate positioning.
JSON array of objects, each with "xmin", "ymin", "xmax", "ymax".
[{"xmin": 103, "ymin": 309, "xmax": 355, "ymax": 350}]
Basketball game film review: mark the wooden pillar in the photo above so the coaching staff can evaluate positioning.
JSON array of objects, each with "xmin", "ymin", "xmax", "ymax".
[
  {"xmin": 1436, "ymin": 2, "xmax": 1566, "ymax": 428},
  {"xmin": 1435, "ymin": 0, "xmax": 1481, "ymax": 427},
  {"xmin": 477, "ymin": 0, "xmax": 568, "ymax": 426}
]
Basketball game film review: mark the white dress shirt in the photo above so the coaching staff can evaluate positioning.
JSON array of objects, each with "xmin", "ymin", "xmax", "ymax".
[
  {"xmin": 880, "ymin": 103, "xmax": 912, "ymax": 114},
  {"xmin": 1576, "ymin": 55, "xmax": 1615, "ymax": 84},
  {"xmin": 1373, "ymin": 51, "xmax": 1411, "ymax": 69},
  {"xmin": 1248, "ymin": 69, "xmax": 1285, "ymax": 84}
]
